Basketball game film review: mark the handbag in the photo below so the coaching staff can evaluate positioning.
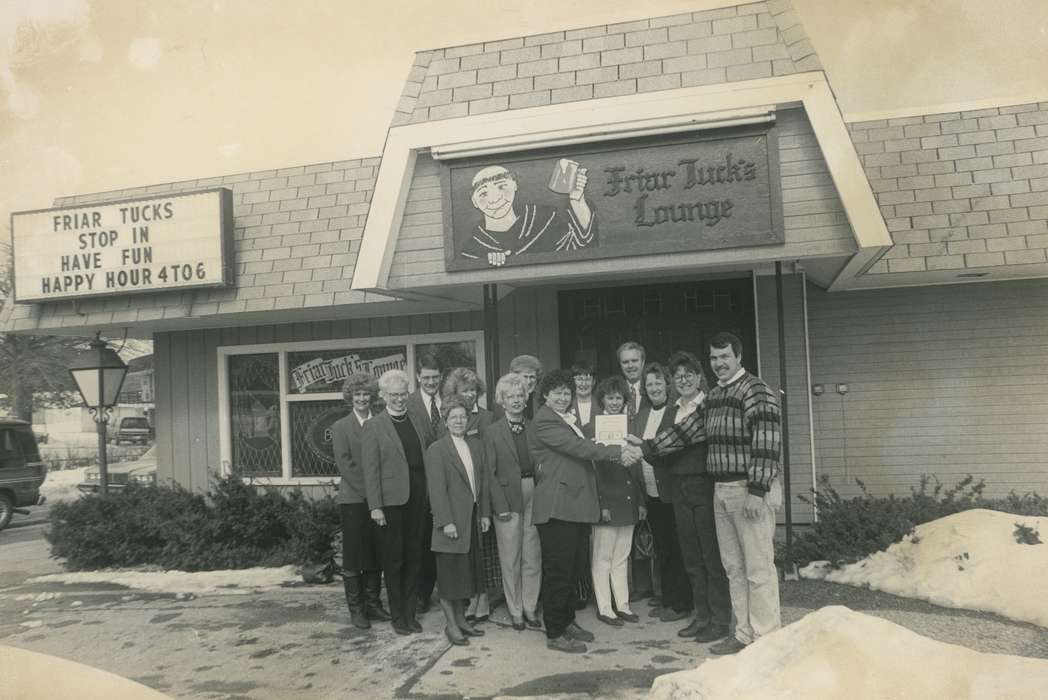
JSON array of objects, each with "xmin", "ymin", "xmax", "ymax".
[{"xmin": 632, "ymin": 518, "xmax": 655, "ymax": 561}]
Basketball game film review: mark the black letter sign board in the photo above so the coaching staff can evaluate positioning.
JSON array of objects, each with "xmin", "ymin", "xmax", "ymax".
[{"xmin": 441, "ymin": 124, "xmax": 783, "ymax": 271}]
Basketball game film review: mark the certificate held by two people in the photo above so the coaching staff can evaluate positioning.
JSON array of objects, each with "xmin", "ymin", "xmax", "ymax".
[{"xmin": 594, "ymin": 414, "xmax": 629, "ymax": 446}]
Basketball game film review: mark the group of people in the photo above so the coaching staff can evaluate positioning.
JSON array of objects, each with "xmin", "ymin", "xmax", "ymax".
[{"xmin": 330, "ymin": 332, "xmax": 783, "ymax": 656}]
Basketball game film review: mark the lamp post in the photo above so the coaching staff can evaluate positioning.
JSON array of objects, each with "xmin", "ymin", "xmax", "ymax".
[{"xmin": 69, "ymin": 334, "xmax": 129, "ymax": 496}]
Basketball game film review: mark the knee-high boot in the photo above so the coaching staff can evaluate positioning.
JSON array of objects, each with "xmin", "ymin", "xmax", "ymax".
[
  {"xmin": 343, "ymin": 574, "xmax": 370, "ymax": 629},
  {"xmin": 364, "ymin": 570, "xmax": 392, "ymax": 621}
]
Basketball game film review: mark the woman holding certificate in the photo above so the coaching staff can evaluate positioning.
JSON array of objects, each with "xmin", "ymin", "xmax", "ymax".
[{"xmin": 590, "ymin": 376, "xmax": 647, "ymax": 627}]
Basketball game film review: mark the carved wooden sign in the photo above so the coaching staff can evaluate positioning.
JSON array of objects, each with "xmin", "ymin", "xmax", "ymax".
[{"xmin": 441, "ymin": 125, "xmax": 782, "ymax": 271}]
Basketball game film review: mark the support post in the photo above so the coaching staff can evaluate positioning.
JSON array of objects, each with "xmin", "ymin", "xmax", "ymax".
[
  {"xmin": 775, "ymin": 261, "xmax": 793, "ymax": 570},
  {"xmin": 483, "ymin": 284, "xmax": 500, "ymax": 399},
  {"xmin": 97, "ymin": 418, "xmax": 110, "ymax": 496}
]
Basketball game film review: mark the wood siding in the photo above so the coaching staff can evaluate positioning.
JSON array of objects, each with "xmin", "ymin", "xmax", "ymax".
[
  {"xmin": 808, "ymin": 278, "xmax": 1048, "ymax": 499},
  {"xmin": 386, "ymin": 108, "xmax": 856, "ymax": 289},
  {"xmin": 756, "ymin": 273, "xmax": 815, "ymax": 522}
]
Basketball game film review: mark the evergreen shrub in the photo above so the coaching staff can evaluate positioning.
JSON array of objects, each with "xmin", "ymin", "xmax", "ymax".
[
  {"xmin": 46, "ymin": 475, "xmax": 340, "ymax": 571},
  {"xmin": 788, "ymin": 474, "xmax": 1048, "ymax": 567}
]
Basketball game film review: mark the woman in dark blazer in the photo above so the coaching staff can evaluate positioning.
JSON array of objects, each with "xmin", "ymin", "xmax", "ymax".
[
  {"xmin": 424, "ymin": 395, "xmax": 491, "ymax": 645},
  {"xmin": 569, "ymin": 359, "xmax": 596, "ymax": 439},
  {"xmin": 529, "ymin": 369, "xmax": 634, "ymax": 654},
  {"xmin": 361, "ymin": 369, "xmax": 434, "ymax": 636},
  {"xmin": 486, "ymin": 372, "xmax": 542, "ymax": 630},
  {"xmin": 590, "ymin": 376, "xmax": 647, "ymax": 627},
  {"xmin": 331, "ymin": 372, "xmax": 391, "ymax": 629},
  {"xmin": 442, "ymin": 366, "xmax": 498, "ymax": 620}
]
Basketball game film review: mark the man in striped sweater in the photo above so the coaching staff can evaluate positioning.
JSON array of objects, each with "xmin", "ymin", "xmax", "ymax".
[{"xmin": 635, "ymin": 331, "xmax": 782, "ymax": 655}]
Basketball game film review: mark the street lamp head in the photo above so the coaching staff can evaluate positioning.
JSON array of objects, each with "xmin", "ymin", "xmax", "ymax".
[{"xmin": 69, "ymin": 335, "xmax": 129, "ymax": 410}]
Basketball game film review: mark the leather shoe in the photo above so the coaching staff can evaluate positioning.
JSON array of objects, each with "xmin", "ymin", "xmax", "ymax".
[
  {"xmin": 709, "ymin": 637, "xmax": 747, "ymax": 655},
  {"xmin": 444, "ymin": 627, "xmax": 469, "ymax": 646},
  {"xmin": 512, "ymin": 618, "xmax": 526, "ymax": 631},
  {"xmin": 460, "ymin": 623, "xmax": 485, "ymax": 637},
  {"xmin": 695, "ymin": 624, "xmax": 729, "ymax": 643},
  {"xmin": 596, "ymin": 613, "xmax": 624, "ymax": 627},
  {"xmin": 546, "ymin": 635, "xmax": 587, "ymax": 654},
  {"xmin": 525, "ymin": 616, "xmax": 543, "ymax": 629},
  {"xmin": 407, "ymin": 618, "xmax": 422, "ymax": 633},
  {"xmin": 564, "ymin": 621, "xmax": 595, "ymax": 642},
  {"xmin": 678, "ymin": 618, "xmax": 705, "ymax": 637},
  {"xmin": 616, "ymin": 611, "xmax": 639, "ymax": 623},
  {"xmin": 392, "ymin": 621, "xmax": 413, "ymax": 636},
  {"xmin": 647, "ymin": 606, "xmax": 663, "ymax": 618},
  {"xmin": 659, "ymin": 607, "xmax": 690, "ymax": 622},
  {"xmin": 647, "ymin": 597, "xmax": 662, "ymax": 608}
]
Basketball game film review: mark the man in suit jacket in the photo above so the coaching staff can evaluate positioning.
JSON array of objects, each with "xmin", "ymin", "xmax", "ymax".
[
  {"xmin": 528, "ymin": 369, "xmax": 640, "ymax": 653},
  {"xmin": 362, "ymin": 370, "xmax": 435, "ymax": 635},
  {"xmin": 406, "ymin": 354, "xmax": 444, "ymax": 613},
  {"xmin": 617, "ymin": 341, "xmax": 649, "ymax": 420},
  {"xmin": 331, "ymin": 373, "xmax": 391, "ymax": 629}
]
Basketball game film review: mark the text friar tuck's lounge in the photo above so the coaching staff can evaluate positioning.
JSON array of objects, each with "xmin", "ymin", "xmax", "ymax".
[{"xmin": 5, "ymin": 0, "xmax": 1048, "ymax": 520}]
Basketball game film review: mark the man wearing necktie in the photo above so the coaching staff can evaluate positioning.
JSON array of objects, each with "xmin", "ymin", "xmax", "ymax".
[
  {"xmin": 407, "ymin": 354, "xmax": 445, "ymax": 614},
  {"xmin": 617, "ymin": 341, "xmax": 648, "ymax": 421}
]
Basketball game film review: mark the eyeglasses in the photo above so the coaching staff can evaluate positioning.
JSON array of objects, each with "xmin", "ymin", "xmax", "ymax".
[
  {"xmin": 385, "ymin": 391, "xmax": 409, "ymax": 399},
  {"xmin": 672, "ymin": 371, "xmax": 698, "ymax": 382}
]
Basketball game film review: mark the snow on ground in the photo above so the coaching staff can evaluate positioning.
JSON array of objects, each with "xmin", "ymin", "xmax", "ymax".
[
  {"xmin": 29, "ymin": 565, "xmax": 301, "ymax": 595},
  {"xmin": 648, "ymin": 606, "xmax": 1048, "ymax": 700},
  {"xmin": 799, "ymin": 509, "xmax": 1048, "ymax": 627},
  {"xmin": 39, "ymin": 466, "xmax": 88, "ymax": 504}
]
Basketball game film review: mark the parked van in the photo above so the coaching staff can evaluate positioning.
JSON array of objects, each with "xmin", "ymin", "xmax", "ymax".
[{"xmin": 0, "ymin": 417, "xmax": 47, "ymax": 530}]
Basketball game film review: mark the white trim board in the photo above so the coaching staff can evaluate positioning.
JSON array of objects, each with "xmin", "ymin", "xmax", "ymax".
[{"xmin": 353, "ymin": 71, "xmax": 892, "ymax": 294}]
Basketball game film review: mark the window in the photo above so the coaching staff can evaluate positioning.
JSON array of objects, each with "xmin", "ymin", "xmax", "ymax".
[{"xmin": 218, "ymin": 331, "xmax": 484, "ymax": 484}]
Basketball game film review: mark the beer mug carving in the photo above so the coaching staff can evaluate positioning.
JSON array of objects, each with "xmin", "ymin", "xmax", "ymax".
[{"xmin": 548, "ymin": 158, "xmax": 579, "ymax": 195}]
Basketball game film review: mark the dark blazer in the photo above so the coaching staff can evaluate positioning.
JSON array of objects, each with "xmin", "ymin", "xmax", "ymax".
[
  {"xmin": 425, "ymin": 435, "xmax": 490, "ymax": 554},
  {"xmin": 485, "ymin": 416, "xmax": 536, "ymax": 515},
  {"xmin": 634, "ymin": 402, "xmax": 679, "ymax": 504},
  {"xmin": 569, "ymin": 397, "xmax": 596, "ymax": 438},
  {"xmin": 529, "ymin": 405, "xmax": 621, "ymax": 525},
  {"xmin": 407, "ymin": 389, "xmax": 445, "ymax": 439},
  {"xmin": 361, "ymin": 410, "xmax": 434, "ymax": 510},
  {"xmin": 331, "ymin": 411, "xmax": 370, "ymax": 505},
  {"xmin": 466, "ymin": 407, "xmax": 495, "ymax": 442},
  {"xmin": 591, "ymin": 411, "xmax": 645, "ymax": 525},
  {"xmin": 624, "ymin": 378, "xmax": 651, "ymax": 417}
]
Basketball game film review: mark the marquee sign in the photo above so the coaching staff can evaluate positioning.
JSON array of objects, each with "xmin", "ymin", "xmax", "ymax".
[
  {"xmin": 441, "ymin": 125, "xmax": 782, "ymax": 271},
  {"xmin": 11, "ymin": 188, "xmax": 234, "ymax": 303}
]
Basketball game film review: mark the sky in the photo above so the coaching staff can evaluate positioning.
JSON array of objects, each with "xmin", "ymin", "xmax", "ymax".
[{"xmin": 1, "ymin": 0, "xmax": 1046, "ymax": 234}]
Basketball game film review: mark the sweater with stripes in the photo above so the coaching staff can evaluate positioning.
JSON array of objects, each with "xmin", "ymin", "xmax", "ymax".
[{"xmin": 642, "ymin": 371, "xmax": 781, "ymax": 496}]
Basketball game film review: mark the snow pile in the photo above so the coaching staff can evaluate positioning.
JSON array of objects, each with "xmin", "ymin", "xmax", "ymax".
[
  {"xmin": 40, "ymin": 466, "xmax": 88, "ymax": 504},
  {"xmin": 2, "ymin": 644, "xmax": 172, "ymax": 699},
  {"xmin": 648, "ymin": 606, "xmax": 1048, "ymax": 700},
  {"xmin": 29, "ymin": 565, "xmax": 301, "ymax": 595},
  {"xmin": 799, "ymin": 509, "xmax": 1048, "ymax": 627}
]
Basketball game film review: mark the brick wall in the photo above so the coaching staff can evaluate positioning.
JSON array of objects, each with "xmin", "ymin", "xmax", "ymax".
[
  {"xmin": 849, "ymin": 102, "xmax": 1048, "ymax": 273},
  {"xmin": 2, "ymin": 158, "xmax": 380, "ymax": 332},
  {"xmin": 390, "ymin": 0, "xmax": 821, "ymax": 127}
]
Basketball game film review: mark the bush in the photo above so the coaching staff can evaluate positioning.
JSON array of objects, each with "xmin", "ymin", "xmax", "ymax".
[
  {"xmin": 46, "ymin": 475, "xmax": 340, "ymax": 571},
  {"xmin": 789, "ymin": 474, "xmax": 1048, "ymax": 567}
]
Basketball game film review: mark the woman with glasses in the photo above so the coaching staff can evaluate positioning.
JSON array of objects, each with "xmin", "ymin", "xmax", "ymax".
[
  {"xmin": 362, "ymin": 369, "xmax": 435, "ymax": 636},
  {"xmin": 424, "ymin": 395, "xmax": 491, "ymax": 646},
  {"xmin": 441, "ymin": 367, "xmax": 499, "ymax": 621},
  {"xmin": 569, "ymin": 360, "xmax": 596, "ymax": 438},
  {"xmin": 634, "ymin": 362, "xmax": 694, "ymax": 624},
  {"xmin": 660, "ymin": 350, "xmax": 731, "ymax": 644}
]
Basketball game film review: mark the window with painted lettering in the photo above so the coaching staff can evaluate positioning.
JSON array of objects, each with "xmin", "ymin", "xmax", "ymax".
[{"xmin": 219, "ymin": 332, "xmax": 484, "ymax": 483}]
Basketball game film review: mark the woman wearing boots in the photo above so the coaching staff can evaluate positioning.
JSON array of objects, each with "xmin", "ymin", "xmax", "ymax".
[
  {"xmin": 424, "ymin": 396, "xmax": 491, "ymax": 645},
  {"xmin": 331, "ymin": 372, "xmax": 392, "ymax": 629}
]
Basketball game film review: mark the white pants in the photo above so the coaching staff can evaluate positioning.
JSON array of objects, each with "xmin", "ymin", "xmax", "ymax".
[
  {"xmin": 590, "ymin": 524, "xmax": 635, "ymax": 617},
  {"xmin": 492, "ymin": 476, "xmax": 542, "ymax": 619},
  {"xmin": 713, "ymin": 481, "xmax": 781, "ymax": 645}
]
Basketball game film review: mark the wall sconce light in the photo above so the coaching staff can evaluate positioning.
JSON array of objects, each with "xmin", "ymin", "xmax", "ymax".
[
  {"xmin": 836, "ymin": 383, "xmax": 849, "ymax": 395},
  {"xmin": 811, "ymin": 384, "xmax": 825, "ymax": 396}
]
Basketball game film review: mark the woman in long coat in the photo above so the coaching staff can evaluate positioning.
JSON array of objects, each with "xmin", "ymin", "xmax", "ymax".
[
  {"xmin": 424, "ymin": 395, "xmax": 492, "ymax": 645},
  {"xmin": 331, "ymin": 372, "xmax": 392, "ymax": 629},
  {"xmin": 442, "ymin": 367, "xmax": 499, "ymax": 620}
]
